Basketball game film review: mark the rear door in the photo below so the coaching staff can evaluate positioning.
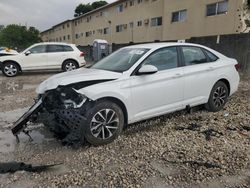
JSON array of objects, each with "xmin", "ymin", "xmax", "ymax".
[
  {"xmin": 130, "ymin": 47, "xmax": 184, "ymax": 121},
  {"xmin": 46, "ymin": 45, "xmax": 71, "ymax": 69},
  {"xmin": 181, "ymin": 46, "xmax": 218, "ymax": 106}
]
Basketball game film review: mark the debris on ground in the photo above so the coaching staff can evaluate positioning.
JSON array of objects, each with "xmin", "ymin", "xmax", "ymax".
[
  {"xmin": 0, "ymin": 162, "xmax": 62, "ymax": 174},
  {"xmin": 175, "ymin": 124, "xmax": 223, "ymax": 140}
]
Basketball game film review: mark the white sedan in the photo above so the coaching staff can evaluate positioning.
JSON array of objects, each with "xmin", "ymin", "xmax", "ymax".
[
  {"xmin": 0, "ymin": 42, "xmax": 86, "ymax": 77},
  {"xmin": 12, "ymin": 43, "xmax": 240, "ymax": 146}
]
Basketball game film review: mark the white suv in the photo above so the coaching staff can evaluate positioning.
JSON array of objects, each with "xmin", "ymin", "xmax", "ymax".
[
  {"xmin": 12, "ymin": 43, "xmax": 240, "ymax": 146},
  {"xmin": 0, "ymin": 42, "xmax": 86, "ymax": 77}
]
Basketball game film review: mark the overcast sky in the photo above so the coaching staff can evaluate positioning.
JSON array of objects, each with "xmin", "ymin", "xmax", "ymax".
[{"xmin": 0, "ymin": 0, "xmax": 115, "ymax": 31}]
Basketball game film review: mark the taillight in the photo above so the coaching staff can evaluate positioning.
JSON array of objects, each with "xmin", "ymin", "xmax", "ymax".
[
  {"xmin": 80, "ymin": 52, "xmax": 85, "ymax": 57},
  {"xmin": 234, "ymin": 64, "xmax": 240, "ymax": 71}
]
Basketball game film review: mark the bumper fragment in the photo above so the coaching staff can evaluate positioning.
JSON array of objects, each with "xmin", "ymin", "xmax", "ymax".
[{"xmin": 11, "ymin": 99, "xmax": 42, "ymax": 139}]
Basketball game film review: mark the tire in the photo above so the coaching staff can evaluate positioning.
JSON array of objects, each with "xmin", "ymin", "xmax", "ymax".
[
  {"xmin": 85, "ymin": 100, "xmax": 124, "ymax": 146},
  {"xmin": 62, "ymin": 60, "xmax": 79, "ymax": 72},
  {"xmin": 2, "ymin": 62, "xmax": 19, "ymax": 77},
  {"xmin": 205, "ymin": 81, "xmax": 229, "ymax": 112}
]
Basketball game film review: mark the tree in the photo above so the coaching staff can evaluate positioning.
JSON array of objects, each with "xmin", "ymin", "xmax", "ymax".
[
  {"xmin": 0, "ymin": 24, "xmax": 41, "ymax": 50},
  {"xmin": 92, "ymin": 1, "xmax": 108, "ymax": 9},
  {"xmin": 74, "ymin": 1, "xmax": 108, "ymax": 17}
]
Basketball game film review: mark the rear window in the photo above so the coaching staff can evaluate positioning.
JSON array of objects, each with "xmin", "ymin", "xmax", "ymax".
[
  {"xmin": 203, "ymin": 49, "xmax": 218, "ymax": 62},
  {"xmin": 63, "ymin": 45, "xmax": 74, "ymax": 52},
  {"xmin": 47, "ymin": 45, "xmax": 74, "ymax": 53},
  {"xmin": 47, "ymin": 45, "xmax": 64, "ymax": 53}
]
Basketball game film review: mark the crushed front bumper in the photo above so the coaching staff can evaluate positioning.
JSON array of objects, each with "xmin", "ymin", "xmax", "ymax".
[{"xmin": 11, "ymin": 98, "xmax": 88, "ymax": 147}]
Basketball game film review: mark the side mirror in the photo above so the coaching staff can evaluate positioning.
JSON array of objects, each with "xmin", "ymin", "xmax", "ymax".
[
  {"xmin": 25, "ymin": 51, "xmax": 31, "ymax": 56},
  {"xmin": 137, "ymin": 65, "xmax": 158, "ymax": 75}
]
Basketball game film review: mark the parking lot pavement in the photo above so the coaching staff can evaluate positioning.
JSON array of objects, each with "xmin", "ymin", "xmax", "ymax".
[{"xmin": 0, "ymin": 72, "xmax": 249, "ymax": 187}]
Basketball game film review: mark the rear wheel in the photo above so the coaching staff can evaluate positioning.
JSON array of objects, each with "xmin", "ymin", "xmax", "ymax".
[
  {"xmin": 85, "ymin": 100, "xmax": 124, "ymax": 146},
  {"xmin": 206, "ymin": 81, "xmax": 229, "ymax": 112},
  {"xmin": 2, "ymin": 62, "xmax": 19, "ymax": 77},
  {"xmin": 62, "ymin": 60, "xmax": 79, "ymax": 72}
]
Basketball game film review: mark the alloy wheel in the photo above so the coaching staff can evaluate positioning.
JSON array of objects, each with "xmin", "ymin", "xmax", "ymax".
[
  {"xmin": 212, "ymin": 86, "xmax": 227, "ymax": 108},
  {"xmin": 4, "ymin": 64, "xmax": 18, "ymax": 76},
  {"xmin": 90, "ymin": 109, "xmax": 119, "ymax": 139},
  {"xmin": 65, "ymin": 62, "xmax": 76, "ymax": 71}
]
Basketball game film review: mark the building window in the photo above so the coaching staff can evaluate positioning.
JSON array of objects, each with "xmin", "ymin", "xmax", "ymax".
[
  {"xmin": 138, "ymin": 0, "xmax": 143, "ymax": 4},
  {"xmin": 87, "ymin": 16, "xmax": 91, "ymax": 22},
  {"xmin": 117, "ymin": 4, "xmax": 124, "ymax": 12},
  {"xmin": 129, "ymin": 22, "xmax": 134, "ymax": 28},
  {"xmin": 130, "ymin": 0, "xmax": 134, "ymax": 6},
  {"xmin": 206, "ymin": 1, "xmax": 228, "ymax": 16},
  {"xmin": 67, "ymin": 23, "xmax": 70, "ymax": 28},
  {"xmin": 172, "ymin": 9, "xmax": 187, "ymax": 22},
  {"xmin": 137, "ymin": 20, "xmax": 142, "ymax": 27},
  {"xmin": 63, "ymin": 36, "xmax": 66, "ymax": 40},
  {"xmin": 75, "ymin": 34, "xmax": 79, "ymax": 39},
  {"xmin": 104, "ymin": 27, "xmax": 109, "ymax": 34},
  {"xmin": 68, "ymin": 35, "xmax": 70, "ymax": 40},
  {"xmin": 151, "ymin": 17, "xmax": 162, "ymax": 27},
  {"xmin": 116, "ymin": 25, "xmax": 124, "ymax": 32}
]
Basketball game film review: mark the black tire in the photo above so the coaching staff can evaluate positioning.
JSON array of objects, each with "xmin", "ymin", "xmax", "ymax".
[
  {"xmin": 2, "ymin": 62, "xmax": 19, "ymax": 77},
  {"xmin": 205, "ymin": 81, "xmax": 229, "ymax": 112},
  {"xmin": 62, "ymin": 60, "xmax": 79, "ymax": 72},
  {"xmin": 85, "ymin": 100, "xmax": 124, "ymax": 146}
]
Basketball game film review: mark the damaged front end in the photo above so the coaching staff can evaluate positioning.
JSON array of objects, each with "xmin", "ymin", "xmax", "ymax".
[{"xmin": 12, "ymin": 86, "xmax": 93, "ymax": 146}]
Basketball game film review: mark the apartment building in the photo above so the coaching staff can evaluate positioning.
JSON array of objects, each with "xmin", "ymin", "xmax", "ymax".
[{"xmin": 40, "ymin": 0, "xmax": 250, "ymax": 45}]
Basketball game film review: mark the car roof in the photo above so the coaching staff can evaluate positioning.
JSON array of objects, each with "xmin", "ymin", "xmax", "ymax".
[
  {"xmin": 33, "ymin": 42, "xmax": 74, "ymax": 46},
  {"xmin": 124, "ymin": 42, "xmax": 208, "ymax": 49}
]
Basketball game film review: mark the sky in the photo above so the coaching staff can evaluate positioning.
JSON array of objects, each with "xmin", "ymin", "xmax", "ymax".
[{"xmin": 0, "ymin": 0, "xmax": 115, "ymax": 31}]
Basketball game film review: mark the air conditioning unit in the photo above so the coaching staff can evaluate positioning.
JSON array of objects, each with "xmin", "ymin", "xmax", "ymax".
[{"xmin": 144, "ymin": 19, "xmax": 149, "ymax": 24}]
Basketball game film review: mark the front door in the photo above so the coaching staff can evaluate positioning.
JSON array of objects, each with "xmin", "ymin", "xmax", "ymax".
[
  {"xmin": 21, "ymin": 45, "xmax": 48, "ymax": 70},
  {"xmin": 130, "ymin": 47, "xmax": 184, "ymax": 122}
]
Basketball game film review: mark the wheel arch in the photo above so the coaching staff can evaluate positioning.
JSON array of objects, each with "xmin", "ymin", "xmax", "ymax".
[
  {"xmin": 217, "ymin": 78, "xmax": 231, "ymax": 94},
  {"xmin": 96, "ymin": 96, "xmax": 128, "ymax": 126},
  {"xmin": 2, "ymin": 60, "xmax": 22, "ymax": 72}
]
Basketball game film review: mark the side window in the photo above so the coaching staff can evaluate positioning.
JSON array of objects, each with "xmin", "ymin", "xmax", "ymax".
[
  {"xmin": 203, "ymin": 49, "xmax": 218, "ymax": 62},
  {"xmin": 182, "ymin": 46, "xmax": 208, "ymax": 66},
  {"xmin": 29, "ymin": 45, "xmax": 46, "ymax": 54},
  {"xmin": 47, "ymin": 45, "xmax": 65, "ymax": 53},
  {"xmin": 143, "ymin": 47, "xmax": 178, "ymax": 71},
  {"xmin": 63, "ymin": 45, "xmax": 74, "ymax": 52}
]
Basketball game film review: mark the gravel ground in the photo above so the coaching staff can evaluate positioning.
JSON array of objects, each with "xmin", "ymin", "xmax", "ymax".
[{"xmin": 0, "ymin": 71, "xmax": 249, "ymax": 188}]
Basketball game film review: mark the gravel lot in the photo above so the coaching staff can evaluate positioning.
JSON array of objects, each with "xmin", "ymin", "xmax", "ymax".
[{"xmin": 0, "ymin": 71, "xmax": 249, "ymax": 188}]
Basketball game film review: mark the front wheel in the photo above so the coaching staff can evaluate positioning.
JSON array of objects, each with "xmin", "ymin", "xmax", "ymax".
[
  {"xmin": 62, "ymin": 60, "xmax": 79, "ymax": 72},
  {"xmin": 85, "ymin": 100, "xmax": 124, "ymax": 146},
  {"xmin": 2, "ymin": 62, "xmax": 19, "ymax": 77},
  {"xmin": 206, "ymin": 81, "xmax": 229, "ymax": 112}
]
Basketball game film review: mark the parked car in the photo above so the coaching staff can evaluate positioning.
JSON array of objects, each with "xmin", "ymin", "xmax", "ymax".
[
  {"xmin": 12, "ymin": 43, "xmax": 240, "ymax": 146},
  {"xmin": 0, "ymin": 43, "xmax": 86, "ymax": 77},
  {"xmin": 0, "ymin": 47, "xmax": 19, "ymax": 57}
]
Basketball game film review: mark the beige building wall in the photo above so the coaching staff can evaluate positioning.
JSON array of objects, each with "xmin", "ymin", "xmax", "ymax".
[
  {"xmin": 40, "ymin": 0, "xmax": 249, "ymax": 45},
  {"xmin": 162, "ymin": 0, "xmax": 245, "ymax": 40},
  {"xmin": 74, "ymin": 0, "xmax": 164, "ymax": 45}
]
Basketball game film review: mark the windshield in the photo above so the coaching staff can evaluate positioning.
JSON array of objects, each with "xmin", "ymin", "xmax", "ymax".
[{"xmin": 91, "ymin": 48, "xmax": 149, "ymax": 72}]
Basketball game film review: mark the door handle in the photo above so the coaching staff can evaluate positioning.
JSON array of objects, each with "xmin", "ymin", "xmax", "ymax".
[{"xmin": 172, "ymin": 73, "xmax": 182, "ymax": 78}]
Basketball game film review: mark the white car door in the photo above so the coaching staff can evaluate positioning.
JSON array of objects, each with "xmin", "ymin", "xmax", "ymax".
[
  {"xmin": 46, "ymin": 45, "xmax": 68, "ymax": 69},
  {"xmin": 130, "ymin": 47, "xmax": 184, "ymax": 122},
  {"xmin": 21, "ymin": 45, "xmax": 48, "ymax": 70},
  {"xmin": 181, "ymin": 46, "xmax": 217, "ymax": 106}
]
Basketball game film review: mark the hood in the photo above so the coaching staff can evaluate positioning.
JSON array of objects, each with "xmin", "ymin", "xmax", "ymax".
[{"xmin": 36, "ymin": 68, "xmax": 122, "ymax": 94}]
